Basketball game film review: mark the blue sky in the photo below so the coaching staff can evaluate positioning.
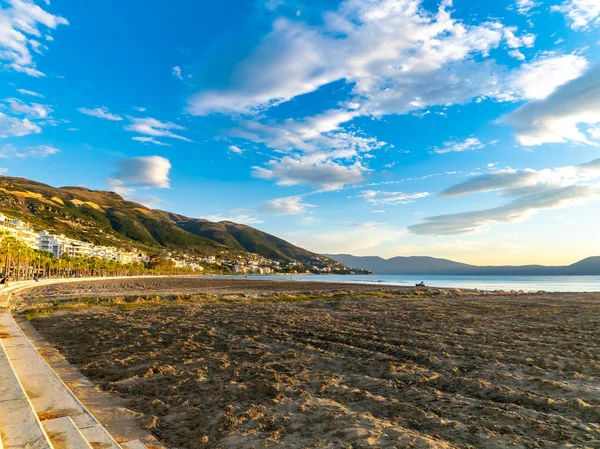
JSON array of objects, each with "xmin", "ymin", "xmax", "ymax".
[{"xmin": 1, "ymin": 0, "xmax": 600, "ymax": 264}]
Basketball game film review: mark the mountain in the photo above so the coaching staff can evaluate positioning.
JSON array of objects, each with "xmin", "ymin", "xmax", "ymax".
[
  {"xmin": 561, "ymin": 257, "xmax": 600, "ymax": 275},
  {"xmin": 0, "ymin": 176, "xmax": 324, "ymax": 263},
  {"xmin": 325, "ymin": 254, "xmax": 600, "ymax": 276},
  {"xmin": 174, "ymin": 219, "xmax": 314, "ymax": 262}
]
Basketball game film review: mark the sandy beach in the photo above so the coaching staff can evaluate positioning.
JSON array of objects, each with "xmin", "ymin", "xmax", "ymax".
[{"xmin": 13, "ymin": 277, "xmax": 600, "ymax": 448}]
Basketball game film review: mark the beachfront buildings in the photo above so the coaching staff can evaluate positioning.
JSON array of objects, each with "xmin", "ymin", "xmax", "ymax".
[
  {"xmin": 0, "ymin": 214, "xmax": 40, "ymax": 249},
  {"xmin": 0, "ymin": 213, "xmax": 148, "ymax": 265}
]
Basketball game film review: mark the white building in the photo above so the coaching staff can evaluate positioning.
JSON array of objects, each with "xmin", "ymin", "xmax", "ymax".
[
  {"xmin": 0, "ymin": 215, "xmax": 39, "ymax": 249},
  {"xmin": 233, "ymin": 264, "xmax": 247, "ymax": 273}
]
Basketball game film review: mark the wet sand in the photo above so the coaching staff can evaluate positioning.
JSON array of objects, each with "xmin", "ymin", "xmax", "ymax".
[{"xmin": 14, "ymin": 277, "xmax": 600, "ymax": 448}]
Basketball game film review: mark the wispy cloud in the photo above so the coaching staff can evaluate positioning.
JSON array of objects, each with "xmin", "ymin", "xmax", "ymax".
[
  {"xmin": 0, "ymin": 112, "xmax": 41, "ymax": 138},
  {"xmin": 253, "ymin": 154, "xmax": 368, "ymax": 191},
  {"xmin": 125, "ymin": 117, "xmax": 191, "ymax": 142},
  {"xmin": 0, "ymin": 144, "xmax": 59, "ymax": 158},
  {"xmin": 16, "ymin": 89, "xmax": 44, "ymax": 98},
  {"xmin": 172, "ymin": 66, "xmax": 183, "ymax": 80},
  {"xmin": 256, "ymin": 196, "xmax": 315, "ymax": 214},
  {"xmin": 0, "ymin": 0, "xmax": 68, "ymax": 76},
  {"xmin": 358, "ymin": 190, "xmax": 430, "ymax": 205},
  {"xmin": 5, "ymin": 98, "xmax": 52, "ymax": 119},
  {"xmin": 78, "ymin": 107, "xmax": 123, "ymax": 121},
  {"xmin": 410, "ymin": 158, "xmax": 600, "ymax": 235},
  {"xmin": 228, "ymin": 145, "xmax": 243, "ymax": 154},
  {"xmin": 514, "ymin": 0, "xmax": 539, "ymax": 15},
  {"xmin": 552, "ymin": 0, "xmax": 600, "ymax": 30},
  {"xmin": 501, "ymin": 64, "xmax": 600, "ymax": 146},
  {"xmin": 433, "ymin": 137, "xmax": 484, "ymax": 154},
  {"xmin": 132, "ymin": 136, "xmax": 171, "ymax": 146}
]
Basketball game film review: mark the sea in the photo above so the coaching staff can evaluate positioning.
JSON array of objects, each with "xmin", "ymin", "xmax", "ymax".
[{"xmin": 229, "ymin": 274, "xmax": 600, "ymax": 292}]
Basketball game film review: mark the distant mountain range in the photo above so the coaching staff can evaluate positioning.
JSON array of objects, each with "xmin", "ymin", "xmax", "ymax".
[
  {"xmin": 0, "ymin": 176, "xmax": 326, "ymax": 264},
  {"xmin": 325, "ymin": 254, "xmax": 600, "ymax": 276}
]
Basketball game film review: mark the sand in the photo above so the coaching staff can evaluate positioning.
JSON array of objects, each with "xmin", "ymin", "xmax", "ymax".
[{"xmin": 14, "ymin": 277, "xmax": 600, "ymax": 448}]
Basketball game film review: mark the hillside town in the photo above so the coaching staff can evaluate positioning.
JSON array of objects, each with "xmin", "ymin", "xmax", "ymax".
[{"xmin": 0, "ymin": 213, "xmax": 360, "ymax": 275}]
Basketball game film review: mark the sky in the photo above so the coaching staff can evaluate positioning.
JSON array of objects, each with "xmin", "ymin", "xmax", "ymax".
[{"xmin": 0, "ymin": 0, "xmax": 600, "ymax": 265}]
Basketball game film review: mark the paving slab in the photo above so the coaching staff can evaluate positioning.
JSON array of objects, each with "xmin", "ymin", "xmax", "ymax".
[
  {"xmin": 43, "ymin": 416, "xmax": 93, "ymax": 449},
  {"xmin": 121, "ymin": 440, "xmax": 147, "ymax": 449},
  {"xmin": 0, "ymin": 398, "xmax": 53, "ymax": 449},
  {"xmin": 4, "ymin": 341, "xmax": 99, "ymax": 431},
  {"xmin": 0, "ymin": 340, "xmax": 52, "ymax": 449},
  {"xmin": 79, "ymin": 425, "xmax": 121, "ymax": 449},
  {"xmin": 0, "ymin": 342, "xmax": 26, "ymax": 404}
]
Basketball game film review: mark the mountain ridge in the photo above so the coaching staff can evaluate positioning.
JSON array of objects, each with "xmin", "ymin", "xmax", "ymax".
[
  {"xmin": 325, "ymin": 254, "xmax": 600, "ymax": 275},
  {"xmin": 0, "ymin": 176, "xmax": 331, "ymax": 266}
]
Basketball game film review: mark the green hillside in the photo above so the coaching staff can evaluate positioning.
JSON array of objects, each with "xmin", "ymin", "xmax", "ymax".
[
  {"xmin": 0, "ymin": 176, "xmax": 322, "ymax": 261},
  {"xmin": 175, "ymin": 219, "xmax": 315, "ymax": 262}
]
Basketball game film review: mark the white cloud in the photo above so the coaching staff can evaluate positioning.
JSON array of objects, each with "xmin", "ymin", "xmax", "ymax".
[
  {"xmin": 499, "ymin": 54, "xmax": 588, "ymax": 101},
  {"xmin": 0, "ymin": 111, "xmax": 41, "ymax": 137},
  {"xmin": 0, "ymin": 0, "xmax": 68, "ymax": 76},
  {"xmin": 172, "ymin": 66, "xmax": 183, "ymax": 80},
  {"xmin": 125, "ymin": 117, "xmax": 191, "ymax": 142},
  {"xmin": 410, "ymin": 185, "xmax": 600, "ymax": 235},
  {"xmin": 5, "ymin": 97, "xmax": 51, "ymax": 118},
  {"xmin": 78, "ymin": 106, "xmax": 123, "ymax": 121},
  {"xmin": 253, "ymin": 154, "xmax": 368, "ymax": 190},
  {"xmin": 501, "ymin": 64, "xmax": 600, "ymax": 146},
  {"xmin": 410, "ymin": 158, "xmax": 600, "ymax": 235},
  {"xmin": 589, "ymin": 127, "xmax": 600, "ymax": 140},
  {"xmin": 184, "ymin": 0, "xmax": 592, "ymax": 197},
  {"xmin": 503, "ymin": 27, "xmax": 536, "ymax": 50},
  {"xmin": 508, "ymin": 49, "xmax": 525, "ymax": 61},
  {"xmin": 187, "ymin": 0, "xmax": 537, "ymax": 116},
  {"xmin": 433, "ymin": 137, "xmax": 484, "ymax": 154},
  {"xmin": 552, "ymin": 0, "xmax": 600, "ymax": 31},
  {"xmin": 133, "ymin": 106, "xmax": 146, "ymax": 112},
  {"xmin": 228, "ymin": 145, "xmax": 243, "ymax": 154},
  {"xmin": 110, "ymin": 156, "xmax": 171, "ymax": 189},
  {"xmin": 0, "ymin": 143, "xmax": 58, "ymax": 158},
  {"xmin": 514, "ymin": 0, "xmax": 538, "ymax": 15},
  {"xmin": 237, "ymin": 109, "xmax": 384, "ymax": 189},
  {"xmin": 441, "ymin": 169, "xmax": 545, "ymax": 198},
  {"xmin": 233, "ymin": 108, "xmax": 379, "ymax": 153},
  {"xmin": 132, "ymin": 136, "xmax": 171, "ymax": 146},
  {"xmin": 185, "ymin": 1, "xmax": 598, "ymax": 197},
  {"xmin": 256, "ymin": 195, "xmax": 314, "ymax": 214},
  {"xmin": 16, "ymin": 88, "xmax": 43, "ymax": 98},
  {"xmin": 358, "ymin": 190, "xmax": 430, "ymax": 205}
]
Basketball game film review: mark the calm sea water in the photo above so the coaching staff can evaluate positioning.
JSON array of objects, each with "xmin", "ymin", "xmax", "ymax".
[{"xmin": 228, "ymin": 274, "xmax": 600, "ymax": 292}]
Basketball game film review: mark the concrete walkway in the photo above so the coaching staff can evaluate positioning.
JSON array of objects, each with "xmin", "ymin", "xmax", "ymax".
[{"xmin": 0, "ymin": 277, "xmax": 164, "ymax": 449}]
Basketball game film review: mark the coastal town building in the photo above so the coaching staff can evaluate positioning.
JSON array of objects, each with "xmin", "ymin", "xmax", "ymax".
[
  {"xmin": 0, "ymin": 214, "xmax": 40, "ymax": 249},
  {"xmin": 0, "ymin": 214, "xmax": 150, "ymax": 266}
]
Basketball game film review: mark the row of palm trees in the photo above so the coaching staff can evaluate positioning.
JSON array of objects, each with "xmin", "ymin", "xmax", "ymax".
[{"xmin": 0, "ymin": 234, "xmax": 201, "ymax": 281}]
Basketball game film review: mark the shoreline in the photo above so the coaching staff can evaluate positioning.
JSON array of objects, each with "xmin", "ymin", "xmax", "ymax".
[{"xmin": 212, "ymin": 273, "xmax": 600, "ymax": 293}]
